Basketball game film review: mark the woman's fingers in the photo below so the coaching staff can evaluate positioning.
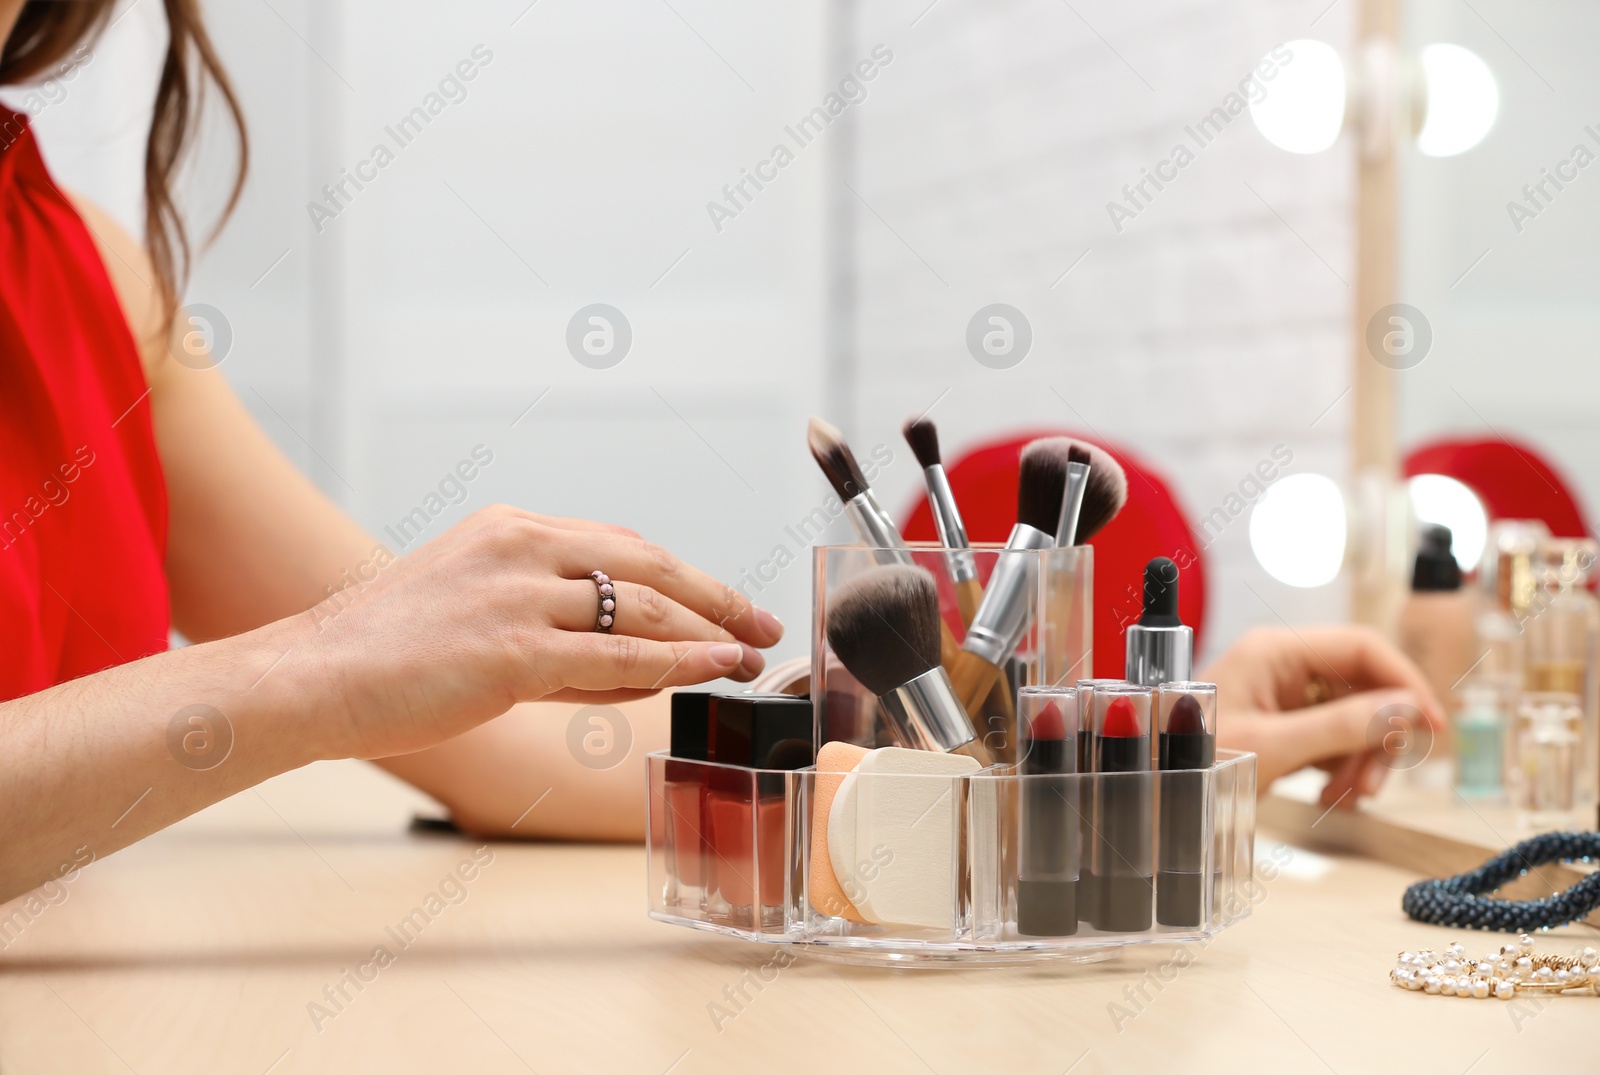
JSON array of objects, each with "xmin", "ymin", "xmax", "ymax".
[
  {"xmin": 551, "ymin": 580, "xmax": 728, "ymax": 642},
  {"xmin": 1289, "ymin": 627, "xmax": 1447, "ymax": 731},
  {"xmin": 1266, "ymin": 688, "xmax": 1425, "ymax": 778},
  {"xmin": 544, "ymin": 635, "xmax": 760, "ymax": 692},
  {"xmin": 554, "ymin": 532, "xmax": 783, "ymax": 647}
]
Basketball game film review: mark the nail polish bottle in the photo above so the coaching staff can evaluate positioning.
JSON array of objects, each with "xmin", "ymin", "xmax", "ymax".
[
  {"xmin": 666, "ymin": 693, "xmax": 715, "ymax": 912},
  {"xmin": 706, "ymin": 693, "xmax": 814, "ymax": 930}
]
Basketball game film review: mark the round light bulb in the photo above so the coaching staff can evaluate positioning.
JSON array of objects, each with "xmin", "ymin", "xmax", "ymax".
[
  {"xmin": 1407, "ymin": 474, "xmax": 1487, "ymax": 570},
  {"xmin": 1249, "ymin": 40, "xmax": 1346, "ymax": 155},
  {"xmin": 1249, "ymin": 473, "xmax": 1348, "ymax": 587},
  {"xmin": 1417, "ymin": 44, "xmax": 1497, "ymax": 157}
]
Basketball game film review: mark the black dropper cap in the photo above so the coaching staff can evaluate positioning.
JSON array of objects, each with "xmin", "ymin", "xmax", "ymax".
[
  {"xmin": 1139, "ymin": 557, "xmax": 1182, "ymax": 627},
  {"xmin": 1412, "ymin": 525, "xmax": 1462, "ymax": 592}
]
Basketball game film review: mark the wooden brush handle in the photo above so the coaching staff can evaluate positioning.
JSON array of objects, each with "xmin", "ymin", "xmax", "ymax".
[
  {"xmin": 950, "ymin": 649, "xmax": 1004, "ymax": 717},
  {"xmin": 953, "ymin": 577, "xmax": 982, "ymax": 630},
  {"xmin": 939, "ymin": 620, "xmax": 962, "ymax": 672}
]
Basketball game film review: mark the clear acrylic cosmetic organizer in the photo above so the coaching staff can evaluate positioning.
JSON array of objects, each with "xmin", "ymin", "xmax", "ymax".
[{"xmin": 645, "ymin": 544, "xmax": 1258, "ymax": 966}]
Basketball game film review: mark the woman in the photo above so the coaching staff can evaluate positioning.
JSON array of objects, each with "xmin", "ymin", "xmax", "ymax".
[{"xmin": 0, "ymin": 1, "xmax": 1440, "ymax": 904}]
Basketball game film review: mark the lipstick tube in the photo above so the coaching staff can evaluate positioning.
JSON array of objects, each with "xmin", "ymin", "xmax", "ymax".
[
  {"xmin": 1016, "ymin": 687, "xmax": 1080, "ymax": 936},
  {"xmin": 1089, "ymin": 683, "xmax": 1153, "ymax": 933},
  {"xmin": 1156, "ymin": 682, "xmax": 1217, "ymax": 928},
  {"xmin": 1073, "ymin": 678, "xmax": 1125, "ymax": 927}
]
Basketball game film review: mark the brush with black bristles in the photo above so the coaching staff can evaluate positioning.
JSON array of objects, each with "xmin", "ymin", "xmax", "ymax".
[
  {"xmin": 808, "ymin": 417, "xmax": 912, "ymax": 564},
  {"xmin": 826, "ymin": 564, "xmax": 990, "ymax": 765},
  {"xmin": 1056, "ymin": 440, "xmax": 1127, "ymax": 546},
  {"xmin": 809, "ymin": 416, "xmax": 964, "ymax": 672},
  {"xmin": 902, "ymin": 416, "xmax": 981, "ymax": 626},
  {"xmin": 948, "ymin": 437, "xmax": 1076, "ymax": 718}
]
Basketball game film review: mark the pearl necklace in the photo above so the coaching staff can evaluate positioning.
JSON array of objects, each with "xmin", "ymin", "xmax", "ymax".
[{"xmin": 1390, "ymin": 935, "xmax": 1600, "ymax": 1000}]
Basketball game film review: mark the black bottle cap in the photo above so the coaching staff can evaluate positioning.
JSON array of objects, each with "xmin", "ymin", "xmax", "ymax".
[
  {"xmin": 1412, "ymin": 525, "xmax": 1462, "ymax": 592},
  {"xmin": 1139, "ymin": 557, "xmax": 1181, "ymax": 627},
  {"xmin": 709, "ymin": 693, "xmax": 814, "ymax": 770},
  {"xmin": 669, "ymin": 692, "xmax": 715, "ymax": 761}
]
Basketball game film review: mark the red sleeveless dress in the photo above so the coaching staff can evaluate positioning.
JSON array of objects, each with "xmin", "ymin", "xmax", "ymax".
[{"xmin": 0, "ymin": 114, "xmax": 169, "ymax": 699}]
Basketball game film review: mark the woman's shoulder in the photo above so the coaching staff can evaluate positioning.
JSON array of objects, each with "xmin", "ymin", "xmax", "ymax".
[{"xmin": 61, "ymin": 192, "xmax": 175, "ymax": 389}]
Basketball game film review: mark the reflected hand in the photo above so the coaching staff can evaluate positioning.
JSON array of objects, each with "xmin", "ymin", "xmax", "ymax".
[{"xmin": 1202, "ymin": 625, "xmax": 1446, "ymax": 807}]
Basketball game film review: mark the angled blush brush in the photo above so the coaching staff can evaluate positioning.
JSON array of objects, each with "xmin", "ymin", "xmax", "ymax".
[{"xmin": 902, "ymin": 415, "xmax": 981, "ymax": 626}]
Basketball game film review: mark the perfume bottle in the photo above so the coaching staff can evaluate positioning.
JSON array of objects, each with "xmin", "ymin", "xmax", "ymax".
[
  {"xmin": 1398, "ymin": 525, "xmax": 1476, "ymax": 721},
  {"xmin": 1524, "ymin": 538, "xmax": 1599, "ymax": 805},
  {"xmin": 1452, "ymin": 683, "xmax": 1506, "ymax": 798},
  {"xmin": 1474, "ymin": 520, "xmax": 1549, "ymax": 697},
  {"xmin": 1510, "ymin": 692, "xmax": 1582, "ymax": 830}
]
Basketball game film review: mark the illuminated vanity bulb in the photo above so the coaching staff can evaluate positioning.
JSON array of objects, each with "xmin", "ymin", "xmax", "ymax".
[
  {"xmin": 1407, "ymin": 474, "xmax": 1487, "ymax": 570},
  {"xmin": 1416, "ymin": 44, "xmax": 1498, "ymax": 157},
  {"xmin": 1249, "ymin": 473, "xmax": 1348, "ymax": 587},
  {"xmin": 1249, "ymin": 39, "xmax": 1347, "ymax": 155}
]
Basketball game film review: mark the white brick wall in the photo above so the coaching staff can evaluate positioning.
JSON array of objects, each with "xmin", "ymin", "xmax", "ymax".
[{"xmin": 837, "ymin": 0, "xmax": 1355, "ymax": 661}]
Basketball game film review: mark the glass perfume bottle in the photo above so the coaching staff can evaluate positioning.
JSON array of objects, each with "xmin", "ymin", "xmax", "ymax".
[
  {"xmin": 1453, "ymin": 683, "xmax": 1506, "ymax": 798},
  {"xmin": 1510, "ymin": 692, "xmax": 1582, "ymax": 830},
  {"xmin": 1523, "ymin": 538, "xmax": 1599, "ymax": 805},
  {"xmin": 1474, "ymin": 521, "xmax": 1549, "ymax": 700}
]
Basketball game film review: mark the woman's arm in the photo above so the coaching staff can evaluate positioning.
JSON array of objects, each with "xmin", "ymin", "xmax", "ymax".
[
  {"xmin": 0, "ymin": 616, "xmax": 325, "ymax": 901},
  {"xmin": 73, "ymin": 198, "xmax": 779, "ymax": 840}
]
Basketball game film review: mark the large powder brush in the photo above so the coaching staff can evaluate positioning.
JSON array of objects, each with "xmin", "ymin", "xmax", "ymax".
[
  {"xmin": 1059, "ymin": 439, "xmax": 1128, "ymax": 545},
  {"xmin": 826, "ymin": 564, "xmax": 989, "ymax": 765},
  {"xmin": 949, "ymin": 437, "xmax": 1080, "ymax": 719}
]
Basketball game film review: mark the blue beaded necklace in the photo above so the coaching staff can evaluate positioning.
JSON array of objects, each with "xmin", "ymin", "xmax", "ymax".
[{"xmin": 1403, "ymin": 831, "xmax": 1600, "ymax": 932}]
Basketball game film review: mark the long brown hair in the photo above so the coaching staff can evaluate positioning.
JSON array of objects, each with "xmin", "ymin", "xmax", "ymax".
[{"xmin": 0, "ymin": 0, "xmax": 248, "ymax": 313}]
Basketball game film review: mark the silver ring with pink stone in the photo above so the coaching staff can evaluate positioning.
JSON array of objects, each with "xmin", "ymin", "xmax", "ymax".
[{"xmin": 590, "ymin": 570, "xmax": 616, "ymax": 632}]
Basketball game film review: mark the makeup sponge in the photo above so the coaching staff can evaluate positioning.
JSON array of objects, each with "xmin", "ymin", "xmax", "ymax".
[
  {"xmin": 808, "ymin": 741, "xmax": 871, "ymax": 923},
  {"xmin": 843, "ymin": 747, "xmax": 980, "ymax": 930}
]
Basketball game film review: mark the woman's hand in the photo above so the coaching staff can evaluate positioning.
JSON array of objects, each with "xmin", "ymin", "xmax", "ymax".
[
  {"xmin": 293, "ymin": 505, "xmax": 783, "ymax": 761},
  {"xmin": 1203, "ymin": 625, "xmax": 1446, "ymax": 807}
]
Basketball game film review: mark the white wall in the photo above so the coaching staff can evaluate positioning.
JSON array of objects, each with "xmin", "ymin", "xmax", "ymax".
[
  {"xmin": 838, "ymin": 0, "xmax": 1354, "ymax": 660},
  {"xmin": 21, "ymin": 0, "xmax": 1359, "ymax": 665},
  {"xmin": 1398, "ymin": 0, "xmax": 1600, "ymax": 525}
]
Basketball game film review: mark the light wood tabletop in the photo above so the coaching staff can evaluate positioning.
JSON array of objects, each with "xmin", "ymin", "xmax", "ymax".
[{"xmin": 2, "ymin": 759, "xmax": 1593, "ymax": 1075}]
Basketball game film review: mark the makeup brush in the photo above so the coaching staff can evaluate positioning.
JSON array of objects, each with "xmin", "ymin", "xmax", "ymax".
[
  {"xmin": 808, "ymin": 417, "xmax": 910, "ymax": 563},
  {"xmin": 902, "ymin": 416, "xmax": 981, "ymax": 626},
  {"xmin": 808, "ymin": 417, "xmax": 963, "ymax": 671},
  {"xmin": 1058, "ymin": 440, "xmax": 1127, "ymax": 546},
  {"xmin": 948, "ymin": 438, "xmax": 1075, "ymax": 716},
  {"xmin": 825, "ymin": 564, "xmax": 990, "ymax": 766}
]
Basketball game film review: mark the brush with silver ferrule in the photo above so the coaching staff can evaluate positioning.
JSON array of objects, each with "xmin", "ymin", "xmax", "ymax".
[
  {"xmin": 809, "ymin": 416, "xmax": 963, "ymax": 671},
  {"xmin": 951, "ymin": 438, "xmax": 1074, "ymax": 705},
  {"xmin": 1056, "ymin": 440, "xmax": 1126, "ymax": 547},
  {"xmin": 902, "ymin": 416, "xmax": 981, "ymax": 625},
  {"xmin": 807, "ymin": 417, "xmax": 910, "ymax": 565},
  {"xmin": 825, "ymin": 565, "xmax": 990, "ymax": 765}
]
